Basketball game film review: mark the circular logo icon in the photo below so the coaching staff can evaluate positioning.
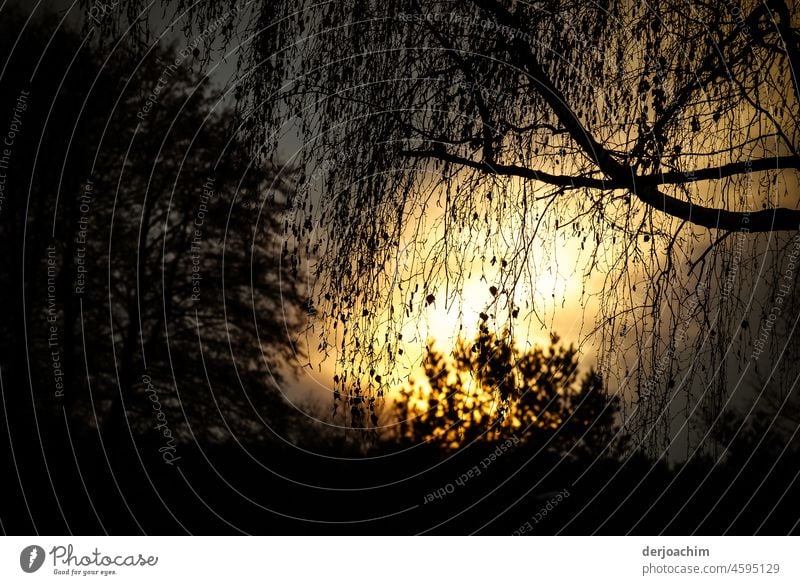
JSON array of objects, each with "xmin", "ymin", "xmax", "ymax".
[{"xmin": 20, "ymin": 545, "xmax": 45, "ymax": 573}]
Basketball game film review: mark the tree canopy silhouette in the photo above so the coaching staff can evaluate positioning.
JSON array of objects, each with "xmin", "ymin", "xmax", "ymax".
[
  {"xmin": 394, "ymin": 329, "xmax": 626, "ymax": 458},
  {"xmin": 88, "ymin": 0, "xmax": 800, "ymax": 451},
  {"xmin": 0, "ymin": 10, "xmax": 306, "ymax": 452}
]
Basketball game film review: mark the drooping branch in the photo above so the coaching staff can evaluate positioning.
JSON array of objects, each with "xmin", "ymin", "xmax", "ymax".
[
  {"xmin": 639, "ymin": 156, "xmax": 800, "ymax": 186},
  {"xmin": 473, "ymin": 0, "xmax": 628, "ymax": 180},
  {"xmin": 431, "ymin": 0, "xmax": 800, "ymax": 234},
  {"xmin": 636, "ymin": 185, "xmax": 800, "ymax": 232},
  {"xmin": 400, "ymin": 148, "xmax": 615, "ymax": 189},
  {"xmin": 403, "ymin": 148, "xmax": 800, "ymax": 232}
]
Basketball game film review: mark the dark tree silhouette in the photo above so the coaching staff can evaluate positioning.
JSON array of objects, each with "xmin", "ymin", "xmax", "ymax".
[
  {"xmin": 394, "ymin": 329, "xmax": 627, "ymax": 458},
  {"xmin": 81, "ymin": 52, "xmax": 307, "ymax": 447},
  {"xmin": 0, "ymin": 10, "xmax": 306, "ymax": 459}
]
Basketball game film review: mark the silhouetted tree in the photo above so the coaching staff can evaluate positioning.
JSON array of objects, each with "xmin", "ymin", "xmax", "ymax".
[
  {"xmin": 394, "ymin": 329, "xmax": 627, "ymax": 458},
  {"xmin": 0, "ymin": 10, "xmax": 306, "ymax": 455},
  {"xmin": 81, "ymin": 50, "xmax": 307, "ymax": 447}
]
